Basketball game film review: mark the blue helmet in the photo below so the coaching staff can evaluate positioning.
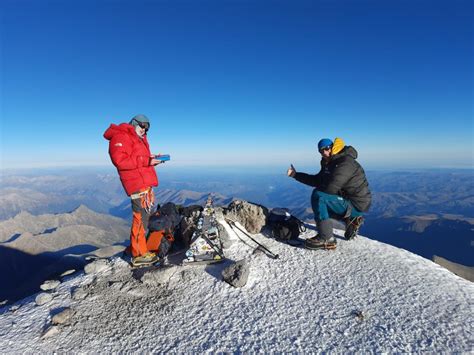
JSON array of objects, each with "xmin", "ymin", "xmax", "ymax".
[{"xmin": 318, "ymin": 138, "xmax": 333, "ymax": 151}]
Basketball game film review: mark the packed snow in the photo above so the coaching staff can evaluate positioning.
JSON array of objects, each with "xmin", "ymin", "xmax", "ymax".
[{"xmin": 0, "ymin": 221, "xmax": 472, "ymax": 353}]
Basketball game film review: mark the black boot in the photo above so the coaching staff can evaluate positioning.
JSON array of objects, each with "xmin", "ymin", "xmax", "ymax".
[{"xmin": 344, "ymin": 216, "xmax": 364, "ymax": 240}]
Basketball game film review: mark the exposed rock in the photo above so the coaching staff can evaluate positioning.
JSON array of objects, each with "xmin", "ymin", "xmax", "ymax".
[
  {"xmin": 225, "ymin": 200, "xmax": 268, "ymax": 234},
  {"xmin": 40, "ymin": 280, "xmax": 61, "ymax": 291},
  {"xmin": 222, "ymin": 259, "xmax": 250, "ymax": 288},
  {"xmin": 52, "ymin": 308, "xmax": 75, "ymax": 325},
  {"xmin": 84, "ymin": 259, "xmax": 109, "ymax": 274},
  {"xmin": 41, "ymin": 325, "xmax": 60, "ymax": 339},
  {"xmin": 352, "ymin": 310, "xmax": 367, "ymax": 321},
  {"xmin": 35, "ymin": 293, "xmax": 53, "ymax": 306}
]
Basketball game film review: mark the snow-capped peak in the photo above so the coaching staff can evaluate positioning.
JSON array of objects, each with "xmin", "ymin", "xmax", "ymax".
[{"xmin": 0, "ymin": 223, "xmax": 472, "ymax": 352}]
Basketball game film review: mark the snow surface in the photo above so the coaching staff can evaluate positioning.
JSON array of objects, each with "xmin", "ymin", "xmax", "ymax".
[{"xmin": 1, "ymin": 222, "xmax": 473, "ymax": 353}]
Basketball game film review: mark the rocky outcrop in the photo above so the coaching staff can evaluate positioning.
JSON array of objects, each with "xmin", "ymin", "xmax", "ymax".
[{"xmin": 224, "ymin": 200, "xmax": 268, "ymax": 234}]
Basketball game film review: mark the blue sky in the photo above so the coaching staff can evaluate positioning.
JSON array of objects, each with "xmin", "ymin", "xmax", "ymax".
[{"xmin": 1, "ymin": 0, "xmax": 473, "ymax": 170}]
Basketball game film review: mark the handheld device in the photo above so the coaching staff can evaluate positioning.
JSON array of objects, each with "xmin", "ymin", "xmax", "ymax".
[{"xmin": 154, "ymin": 154, "xmax": 171, "ymax": 162}]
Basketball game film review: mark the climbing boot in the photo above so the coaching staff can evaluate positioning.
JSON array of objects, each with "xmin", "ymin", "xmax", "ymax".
[
  {"xmin": 305, "ymin": 235, "xmax": 337, "ymax": 250},
  {"xmin": 344, "ymin": 216, "xmax": 364, "ymax": 240}
]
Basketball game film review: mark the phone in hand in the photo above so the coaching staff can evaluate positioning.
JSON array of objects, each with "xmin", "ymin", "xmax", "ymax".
[{"xmin": 154, "ymin": 154, "xmax": 171, "ymax": 162}]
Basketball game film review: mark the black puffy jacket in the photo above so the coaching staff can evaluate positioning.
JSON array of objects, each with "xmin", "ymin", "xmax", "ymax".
[{"xmin": 294, "ymin": 146, "xmax": 371, "ymax": 212}]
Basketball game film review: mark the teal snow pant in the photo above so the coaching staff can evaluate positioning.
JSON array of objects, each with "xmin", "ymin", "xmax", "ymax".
[{"xmin": 311, "ymin": 190, "xmax": 363, "ymax": 240}]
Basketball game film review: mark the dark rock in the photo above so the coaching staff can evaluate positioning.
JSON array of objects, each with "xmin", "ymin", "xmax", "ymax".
[{"xmin": 222, "ymin": 260, "xmax": 250, "ymax": 288}]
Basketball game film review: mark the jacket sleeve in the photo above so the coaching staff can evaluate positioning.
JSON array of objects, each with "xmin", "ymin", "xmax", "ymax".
[
  {"xmin": 324, "ymin": 158, "xmax": 355, "ymax": 194},
  {"xmin": 294, "ymin": 172, "xmax": 321, "ymax": 188},
  {"xmin": 109, "ymin": 133, "xmax": 149, "ymax": 171}
]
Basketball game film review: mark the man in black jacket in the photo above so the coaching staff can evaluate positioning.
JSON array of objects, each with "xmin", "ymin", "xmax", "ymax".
[{"xmin": 287, "ymin": 138, "xmax": 371, "ymax": 250}]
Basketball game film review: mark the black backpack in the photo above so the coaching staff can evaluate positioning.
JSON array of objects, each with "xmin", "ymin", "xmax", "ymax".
[
  {"xmin": 148, "ymin": 202, "xmax": 182, "ymax": 232},
  {"xmin": 267, "ymin": 208, "xmax": 306, "ymax": 241}
]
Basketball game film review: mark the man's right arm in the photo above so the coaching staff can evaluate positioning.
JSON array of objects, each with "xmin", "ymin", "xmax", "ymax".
[
  {"xmin": 293, "ymin": 172, "xmax": 321, "ymax": 188},
  {"xmin": 109, "ymin": 134, "xmax": 144, "ymax": 171}
]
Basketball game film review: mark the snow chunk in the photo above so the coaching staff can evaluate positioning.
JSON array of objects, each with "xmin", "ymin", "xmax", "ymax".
[
  {"xmin": 41, "ymin": 325, "xmax": 60, "ymax": 339},
  {"xmin": 84, "ymin": 259, "xmax": 109, "ymax": 274},
  {"xmin": 35, "ymin": 293, "xmax": 53, "ymax": 306},
  {"xmin": 60, "ymin": 269, "xmax": 76, "ymax": 278},
  {"xmin": 40, "ymin": 280, "xmax": 61, "ymax": 291},
  {"xmin": 52, "ymin": 308, "xmax": 75, "ymax": 325}
]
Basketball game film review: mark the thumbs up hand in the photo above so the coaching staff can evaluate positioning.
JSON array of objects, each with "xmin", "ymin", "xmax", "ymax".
[{"xmin": 287, "ymin": 164, "xmax": 296, "ymax": 177}]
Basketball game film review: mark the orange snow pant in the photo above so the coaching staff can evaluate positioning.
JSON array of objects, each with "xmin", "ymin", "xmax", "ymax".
[{"xmin": 129, "ymin": 187, "xmax": 155, "ymax": 257}]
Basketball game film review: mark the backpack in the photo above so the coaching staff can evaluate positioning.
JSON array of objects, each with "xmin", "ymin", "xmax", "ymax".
[
  {"xmin": 178, "ymin": 205, "xmax": 203, "ymax": 218},
  {"xmin": 174, "ymin": 205, "xmax": 203, "ymax": 250},
  {"xmin": 147, "ymin": 202, "xmax": 182, "ymax": 257},
  {"xmin": 267, "ymin": 208, "xmax": 306, "ymax": 241},
  {"xmin": 148, "ymin": 202, "xmax": 181, "ymax": 232}
]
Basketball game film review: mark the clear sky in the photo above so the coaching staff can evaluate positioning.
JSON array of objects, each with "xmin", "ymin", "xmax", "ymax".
[{"xmin": 1, "ymin": 0, "xmax": 473, "ymax": 170}]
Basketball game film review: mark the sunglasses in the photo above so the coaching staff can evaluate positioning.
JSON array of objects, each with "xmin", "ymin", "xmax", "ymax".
[
  {"xmin": 134, "ymin": 120, "xmax": 149, "ymax": 131},
  {"xmin": 319, "ymin": 146, "xmax": 332, "ymax": 153}
]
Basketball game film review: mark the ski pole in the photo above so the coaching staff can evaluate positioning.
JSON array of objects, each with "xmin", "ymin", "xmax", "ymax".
[{"xmin": 225, "ymin": 219, "xmax": 279, "ymax": 259}]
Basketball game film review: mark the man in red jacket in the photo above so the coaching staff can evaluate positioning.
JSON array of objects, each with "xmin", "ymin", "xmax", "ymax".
[{"xmin": 104, "ymin": 114, "xmax": 163, "ymax": 266}]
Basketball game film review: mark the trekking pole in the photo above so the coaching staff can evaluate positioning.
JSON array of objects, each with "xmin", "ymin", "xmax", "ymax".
[
  {"xmin": 200, "ymin": 231, "xmax": 225, "ymax": 259},
  {"xmin": 225, "ymin": 219, "xmax": 279, "ymax": 259}
]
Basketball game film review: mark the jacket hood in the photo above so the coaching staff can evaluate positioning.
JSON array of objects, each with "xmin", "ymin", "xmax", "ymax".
[
  {"xmin": 331, "ymin": 137, "xmax": 345, "ymax": 155},
  {"xmin": 103, "ymin": 123, "xmax": 136, "ymax": 141},
  {"xmin": 333, "ymin": 145, "xmax": 358, "ymax": 160}
]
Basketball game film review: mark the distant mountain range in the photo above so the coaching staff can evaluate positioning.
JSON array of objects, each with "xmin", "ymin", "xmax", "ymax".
[
  {"xmin": 110, "ymin": 189, "xmax": 234, "ymax": 219},
  {"xmin": 0, "ymin": 206, "xmax": 129, "ymax": 303},
  {"xmin": 362, "ymin": 214, "xmax": 473, "ymax": 266},
  {"xmin": 0, "ymin": 171, "xmax": 126, "ymax": 219},
  {"xmin": 1, "ymin": 168, "xmax": 472, "ymax": 268}
]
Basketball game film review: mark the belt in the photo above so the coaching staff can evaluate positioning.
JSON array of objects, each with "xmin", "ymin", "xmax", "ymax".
[{"xmin": 131, "ymin": 189, "xmax": 149, "ymax": 200}]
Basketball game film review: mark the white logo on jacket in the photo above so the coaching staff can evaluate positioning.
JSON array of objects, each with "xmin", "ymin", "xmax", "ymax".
[{"xmin": 114, "ymin": 143, "xmax": 123, "ymax": 147}]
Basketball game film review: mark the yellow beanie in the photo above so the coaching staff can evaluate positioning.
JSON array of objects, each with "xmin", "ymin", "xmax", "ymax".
[{"xmin": 331, "ymin": 137, "xmax": 345, "ymax": 155}]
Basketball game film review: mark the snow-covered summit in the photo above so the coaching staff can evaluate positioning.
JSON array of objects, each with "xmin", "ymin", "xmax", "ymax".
[{"xmin": 1, "ymin": 223, "xmax": 472, "ymax": 353}]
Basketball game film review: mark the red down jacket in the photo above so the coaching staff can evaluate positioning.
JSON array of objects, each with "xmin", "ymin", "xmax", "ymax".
[{"xmin": 103, "ymin": 123, "xmax": 158, "ymax": 196}]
